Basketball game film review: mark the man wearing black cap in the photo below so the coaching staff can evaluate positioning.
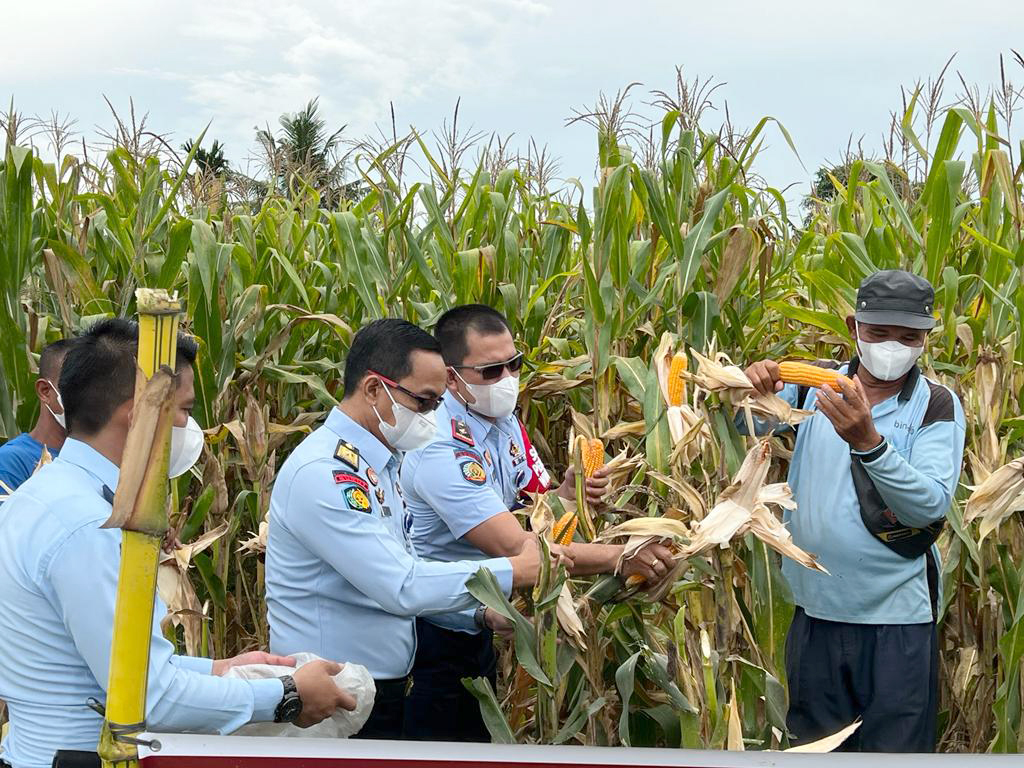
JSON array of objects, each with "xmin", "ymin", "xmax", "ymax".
[{"xmin": 743, "ymin": 269, "xmax": 965, "ymax": 752}]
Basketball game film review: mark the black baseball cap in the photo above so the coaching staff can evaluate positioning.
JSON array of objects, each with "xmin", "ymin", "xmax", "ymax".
[{"xmin": 855, "ymin": 270, "xmax": 936, "ymax": 330}]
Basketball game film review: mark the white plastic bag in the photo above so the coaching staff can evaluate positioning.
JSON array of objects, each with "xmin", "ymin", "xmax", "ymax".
[{"xmin": 226, "ymin": 652, "xmax": 375, "ymax": 738}]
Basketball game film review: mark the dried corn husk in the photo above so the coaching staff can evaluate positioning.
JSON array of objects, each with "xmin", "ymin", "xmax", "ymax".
[
  {"xmin": 727, "ymin": 683, "xmax": 744, "ymax": 751},
  {"xmin": 783, "ymin": 720, "xmax": 861, "ymax": 752},
  {"xmin": 738, "ymin": 392, "xmax": 813, "ymax": 427},
  {"xmin": 666, "ymin": 404, "xmax": 712, "ymax": 464},
  {"xmin": 689, "ymin": 350, "xmax": 755, "ymax": 404},
  {"xmin": 528, "ymin": 492, "xmax": 555, "ymax": 540},
  {"xmin": 964, "ymin": 457, "xmax": 1024, "ymax": 540},
  {"xmin": 556, "ymin": 583, "xmax": 587, "ymax": 651},
  {"xmin": 158, "ymin": 522, "xmax": 229, "ymax": 654},
  {"xmin": 684, "ymin": 441, "xmax": 827, "ymax": 573},
  {"xmin": 602, "ymin": 449, "xmax": 645, "ymax": 489},
  {"xmin": 238, "ymin": 514, "xmax": 269, "ymax": 555},
  {"xmin": 103, "ymin": 367, "xmax": 177, "ymax": 532},
  {"xmin": 600, "ymin": 421, "xmax": 646, "ymax": 440}
]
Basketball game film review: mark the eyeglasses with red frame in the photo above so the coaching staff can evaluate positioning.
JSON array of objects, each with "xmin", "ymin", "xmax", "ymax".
[{"xmin": 368, "ymin": 371, "xmax": 445, "ymax": 413}]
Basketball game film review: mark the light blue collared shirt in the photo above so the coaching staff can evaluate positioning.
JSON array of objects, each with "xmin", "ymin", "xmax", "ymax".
[
  {"xmin": 264, "ymin": 407, "xmax": 514, "ymax": 679},
  {"xmin": 747, "ymin": 363, "xmax": 965, "ymax": 624},
  {"xmin": 0, "ymin": 439, "xmax": 282, "ymax": 768},
  {"xmin": 402, "ymin": 393, "xmax": 538, "ymax": 632}
]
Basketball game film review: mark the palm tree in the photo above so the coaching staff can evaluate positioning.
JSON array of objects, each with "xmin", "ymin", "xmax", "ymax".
[
  {"xmin": 183, "ymin": 139, "xmax": 229, "ymax": 177},
  {"xmin": 256, "ymin": 98, "xmax": 364, "ymax": 207}
]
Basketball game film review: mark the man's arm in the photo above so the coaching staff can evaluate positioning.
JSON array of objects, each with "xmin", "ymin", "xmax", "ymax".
[
  {"xmin": 859, "ymin": 393, "xmax": 966, "ymax": 528},
  {"xmin": 461, "ymin": 504, "xmax": 674, "ymax": 581},
  {"xmin": 287, "ymin": 461, "xmax": 520, "ymax": 614},
  {"xmin": 48, "ymin": 525, "xmax": 284, "ymax": 733},
  {"xmin": 169, "ymin": 655, "xmax": 214, "ymax": 675}
]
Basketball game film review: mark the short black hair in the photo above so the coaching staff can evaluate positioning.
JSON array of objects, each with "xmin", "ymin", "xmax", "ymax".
[
  {"xmin": 434, "ymin": 304, "xmax": 510, "ymax": 366},
  {"xmin": 343, "ymin": 319, "xmax": 441, "ymax": 397},
  {"xmin": 39, "ymin": 339, "xmax": 77, "ymax": 381},
  {"xmin": 60, "ymin": 318, "xmax": 199, "ymax": 436}
]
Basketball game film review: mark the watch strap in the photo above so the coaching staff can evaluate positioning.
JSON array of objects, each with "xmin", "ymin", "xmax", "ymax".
[
  {"xmin": 473, "ymin": 604, "xmax": 488, "ymax": 630},
  {"xmin": 852, "ymin": 438, "xmax": 888, "ymax": 464},
  {"xmin": 274, "ymin": 674, "xmax": 300, "ymax": 723}
]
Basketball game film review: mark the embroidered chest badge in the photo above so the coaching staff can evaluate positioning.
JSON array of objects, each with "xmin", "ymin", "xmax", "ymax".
[
  {"xmin": 461, "ymin": 460, "xmax": 487, "ymax": 486},
  {"xmin": 343, "ymin": 486, "xmax": 372, "ymax": 512}
]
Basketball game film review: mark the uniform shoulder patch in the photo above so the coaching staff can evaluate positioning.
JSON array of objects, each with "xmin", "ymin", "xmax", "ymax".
[
  {"xmin": 460, "ymin": 459, "xmax": 487, "ymax": 486},
  {"xmin": 333, "ymin": 471, "xmax": 368, "ymax": 490},
  {"xmin": 452, "ymin": 418, "xmax": 475, "ymax": 447},
  {"xmin": 342, "ymin": 485, "xmax": 372, "ymax": 513},
  {"xmin": 334, "ymin": 440, "xmax": 360, "ymax": 471}
]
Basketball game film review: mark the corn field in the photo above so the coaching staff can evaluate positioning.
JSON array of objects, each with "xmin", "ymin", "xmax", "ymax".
[{"xmin": 3, "ymin": 62, "xmax": 1024, "ymax": 753}]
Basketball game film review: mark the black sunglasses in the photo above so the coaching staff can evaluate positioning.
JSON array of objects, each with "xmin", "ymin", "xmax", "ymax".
[
  {"xmin": 369, "ymin": 371, "xmax": 445, "ymax": 413},
  {"xmin": 452, "ymin": 352, "xmax": 525, "ymax": 382}
]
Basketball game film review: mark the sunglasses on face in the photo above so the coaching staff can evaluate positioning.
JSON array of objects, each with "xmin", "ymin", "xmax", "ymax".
[
  {"xmin": 452, "ymin": 351, "xmax": 525, "ymax": 381},
  {"xmin": 368, "ymin": 371, "xmax": 445, "ymax": 413}
]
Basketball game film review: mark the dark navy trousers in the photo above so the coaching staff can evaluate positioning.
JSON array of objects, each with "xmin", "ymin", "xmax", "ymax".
[
  {"xmin": 404, "ymin": 618, "xmax": 496, "ymax": 742},
  {"xmin": 785, "ymin": 607, "xmax": 938, "ymax": 752}
]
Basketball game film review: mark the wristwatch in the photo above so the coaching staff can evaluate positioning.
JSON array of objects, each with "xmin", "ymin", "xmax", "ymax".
[
  {"xmin": 273, "ymin": 674, "xmax": 303, "ymax": 723},
  {"xmin": 474, "ymin": 604, "xmax": 489, "ymax": 630}
]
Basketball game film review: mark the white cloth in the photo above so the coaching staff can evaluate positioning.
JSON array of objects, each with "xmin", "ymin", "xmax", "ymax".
[{"xmin": 225, "ymin": 653, "xmax": 375, "ymax": 738}]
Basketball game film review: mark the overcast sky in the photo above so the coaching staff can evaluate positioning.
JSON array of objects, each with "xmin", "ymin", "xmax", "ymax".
[{"xmin": 6, "ymin": 0, "xmax": 1024, "ymax": 210}]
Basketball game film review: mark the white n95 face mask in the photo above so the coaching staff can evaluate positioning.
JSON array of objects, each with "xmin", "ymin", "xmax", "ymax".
[
  {"xmin": 169, "ymin": 416, "xmax": 205, "ymax": 478},
  {"xmin": 374, "ymin": 386, "xmax": 438, "ymax": 452},
  {"xmin": 45, "ymin": 380, "xmax": 66, "ymax": 430},
  {"xmin": 856, "ymin": 322, "xmax": 923, "ymax": 381},
  {"xmin": 455, "ymin": 372, "xmax": 520, "ymax": 420}
]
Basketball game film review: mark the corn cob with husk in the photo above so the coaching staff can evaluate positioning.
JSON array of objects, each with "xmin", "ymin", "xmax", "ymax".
[
  {"xmin": 777, "ymin": 361, "xmax": 853, "ymax": 392},
  {"xmin": 653, "ymin": 334, "xmax": 711, "ymax": 462},
  {"xmin": 572, "ymin": 435, "xmax": 603, "ymax": 540}
]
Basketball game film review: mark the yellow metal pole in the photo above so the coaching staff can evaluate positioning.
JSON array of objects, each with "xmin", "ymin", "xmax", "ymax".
[{"xmin": 98, "ymin": 289, "xmax": 181, "ymax": 768}]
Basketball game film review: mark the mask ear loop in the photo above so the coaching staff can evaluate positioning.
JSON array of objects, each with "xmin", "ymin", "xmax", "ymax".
[
  {"xmin": 450, "ymin": 367, "xmax": 474, "ymax": 408},
  {"xmin": 371, "ymin": 376, "xmax": 399, "ymax": 428}
]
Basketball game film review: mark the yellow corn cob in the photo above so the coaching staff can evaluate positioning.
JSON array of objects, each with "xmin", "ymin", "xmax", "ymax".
[
  {"xmin": 582, "ymin": 438, "xmax": 605, "ymax": 478},
  {"xmin": 777, "ymin": 361, "xmax": 852, "ymax": 392},
  {"xmin": 667, "ymin": 353, "xmax": 688, "ymax": 406},
  {"xmin": 552, "ymin": 511, "xmax": 578, "ymax": 546}
]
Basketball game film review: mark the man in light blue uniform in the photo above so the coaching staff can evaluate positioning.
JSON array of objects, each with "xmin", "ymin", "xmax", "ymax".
[
  {"xmin": 0, "ymin": 320, "xmax": 351, "ymax": 768},
  {"xmin": 744, "ymin": 270, "xmax": 965, "ymax": 752},
  {"xmin": 401, "ymin": 304, "xmax": 676, "ymax": 741},
  {"xmin": 265, "ymin": 318, "xmax": 545, "ymax": 741},
  {"xmin": 0, "ymin": 339, "xmax": 75, "ymax": 499}
]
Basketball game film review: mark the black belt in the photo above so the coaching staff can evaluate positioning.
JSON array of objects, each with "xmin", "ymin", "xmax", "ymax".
[
  {"xmin": 374, "ymin": 676, "xmax": 409, "ymax": 697},
  {"xmin": 52, "ymin": 751, "xmax": 101, "ymax": 768}
]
